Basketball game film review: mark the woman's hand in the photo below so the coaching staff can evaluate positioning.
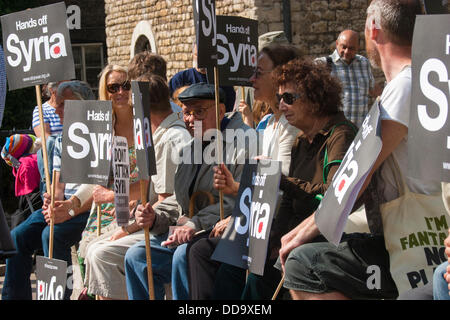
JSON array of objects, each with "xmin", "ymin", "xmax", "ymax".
[
  {"xmin": 238, "ymin": 101, "xmax": 253, "ymax": 128},
  {"xmin": 93, "ymin": 185, "xmax": 114, "ymax": 204}
]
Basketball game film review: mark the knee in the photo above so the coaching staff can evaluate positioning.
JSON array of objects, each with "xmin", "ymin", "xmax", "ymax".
[
  {"xmin": 433, "ymin": 262, "xmax": 448, "ymax": 283},
  {"xmin": 125, "ymin": 244, "xmax": 143, "ymax": 266},
  {"xmin": 89, "ymin": 244, "xmax": 109, "ymax": 265}
]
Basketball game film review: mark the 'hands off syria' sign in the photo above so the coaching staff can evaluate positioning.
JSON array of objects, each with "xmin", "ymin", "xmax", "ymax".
[
  {"xmin": 408, "ymin": 15, "xmax": 450, "ymax": 182},
  {"xmin": 1, "ymin": 2, "xmax": 75, "ymax": 90}
]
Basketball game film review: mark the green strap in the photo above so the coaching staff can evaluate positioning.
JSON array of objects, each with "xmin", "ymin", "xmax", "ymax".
[{"xmin": 315, "ymin": 121, "xmax": 358, "ymax": 201}]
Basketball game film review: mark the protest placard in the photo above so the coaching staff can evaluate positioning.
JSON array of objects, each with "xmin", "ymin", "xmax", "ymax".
[
  {"xmin": 113, "ymin": 136, "xmax": 130, "ymax": 227},
  {"xmin": 1, "ymin": 2, "xmax": 75, "ymax": 91},
  {"xmin": 212, "ymin": 160, "xmax": 282, "ymax": 275},
  {"xmin": 193, "ymin": 0, "xmax": 217, "ymax": 68},
  {"xmin": 35, "ymin": 256, "xmax": 67, "ymax": 300},
  {"xmin": 131, "ymin": 80, "xmax": 157, "ymax": 299},
  {"xmin": 315, "ymin": 101, "xmax": 383, "ymax": 245},
  {"xmin": 408, "ymin": 14, "xmax": 450, "ymax": 182},
  {"xmin": 207, "ymin": 15, "xmax": 258, "ymax": 87},
  {"xmin": 132, "ymin": 81, "xmax": 157, "ymax": 180},
  {"xmin": 60, "ymin": 100, "xmax": 113, "ymax": 186}
]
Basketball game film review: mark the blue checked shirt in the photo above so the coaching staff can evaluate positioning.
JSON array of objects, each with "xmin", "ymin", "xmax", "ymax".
[{"xmin": 317, "ymin": 50, "xmax": 375, "ymax": 128}]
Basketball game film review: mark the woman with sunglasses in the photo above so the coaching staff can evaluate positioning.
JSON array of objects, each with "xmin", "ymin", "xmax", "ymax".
[
  {"xmin": 188, "ymin": 58, "xmax": 358, "ymax": 300},
  {"xmin": 75, "ymin": 65, "xmax": 144, "ymax": 298}
]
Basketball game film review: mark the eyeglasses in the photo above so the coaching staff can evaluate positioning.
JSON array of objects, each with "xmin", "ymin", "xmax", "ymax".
[
  {"xmin": 182, "ymin": 107, "xmax": 211, "ymax": 120},
  {"xmin": 252, "ymin": 68, "xmax": 272, "ymax": 79},
  {"xmin": 106, "ymin": 81, "xmax": 131, "ymax": 94},
  {"xmin": 276, "ymin": 92, "xmax": 301, "ymax": 105}
]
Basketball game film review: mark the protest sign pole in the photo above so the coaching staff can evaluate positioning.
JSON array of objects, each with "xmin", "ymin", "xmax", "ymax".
[
  {"xmin": 35, "ymin": 85, "xmax": 51, "ymax": 194},
  {"xmin": 240, "ymin": 87, "xmax": 246, "ymax": 103},
  {"xmin": 96, "ymin": 205, "xmax": 101, "ymax": 237},
  {"xmin": 49, "ymin": 169, "xmax": 57, "ymax": 259},
  {"xmin": 214, "ymin": 66, "xmax": 225, "ymax": 221},
  {"xmin": 271, "ymin": 274, "xmax": 285, "ymax": 300},
  {"xmin": 140, "ymin": 179, "xmax": 155, "ymax": 300}
]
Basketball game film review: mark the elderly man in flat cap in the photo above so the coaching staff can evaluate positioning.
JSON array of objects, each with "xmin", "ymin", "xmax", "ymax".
[{"xmin": 124, "ymin": 82, "xmax": 255, "ymax": 300}]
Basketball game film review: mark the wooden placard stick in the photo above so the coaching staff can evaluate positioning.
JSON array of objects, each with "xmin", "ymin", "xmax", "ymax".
[
  {"xmin": 96, "ymin": 204, "xmax": 101, "ymax": 237},
  {"xmin": 35, "ymin": 85, "xmax": 51, "ymax": 194},
  {"xmin": 240, "ymin": 86, "xmax": 246, "ymax": 103},
  {"xmin": 49, "ymin": 169, "xmax": 57, "ymax": 259},
  {"xmin": 213, "ymin": 66, "xmax": 224, "ymax": 221},
  {"xmin": 140, "ymin": 179, "xmax": 155, "ymax": 300},
  {"xmin": 271, "ymin": 274, "xmax": 285, "ymax": 300}
]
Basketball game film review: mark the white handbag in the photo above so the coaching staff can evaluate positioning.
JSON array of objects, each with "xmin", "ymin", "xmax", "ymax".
[{"xmin": 380, "ymin": 155, "xmax": 448, "ymax": 295}]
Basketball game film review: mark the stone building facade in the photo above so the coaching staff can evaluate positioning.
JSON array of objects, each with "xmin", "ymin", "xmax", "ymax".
[
  {"xmin": 104, "ymin": 0, "xmax": 378, "ymax": 79},
  {"xmin": 104, "ymin": 0, "xmax": 449, "ymax": 80}
]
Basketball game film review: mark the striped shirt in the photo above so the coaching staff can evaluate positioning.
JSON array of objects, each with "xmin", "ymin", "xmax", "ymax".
[
  {"xmin": 317, "ymin": 50, "xmax": 375, "ymax": 128},
  {"xmin": 52, "ymin": 134, "xmax": 80, "ymax": 200},
  {"xmin": 32, "ymin": 101, "xmax": 63, "ymax": 135}
]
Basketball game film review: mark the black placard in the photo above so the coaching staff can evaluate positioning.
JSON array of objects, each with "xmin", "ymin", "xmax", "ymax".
[
  {"xmin": 60, "ymin": 100, "xmax": 113, "ymax": 186},
  {"xmin": 35, "ymin": 255, "xmax": 67, "ymax": 300},
  {"xmin": 1, "ymin": 2, "xmax": 75, "ymax": 90},
  {"xmin": 132, "ymin": 81, "xmax": 157, "ymax": 180},
  {"xmin": 408, "ymin": 14, "xmax": 450, "ymax": 182},
  {"xmin": 193, "ymin": 0, "xmax": 217, "ymax": 68},
  {"xmin": 212, "ymin": 160, "xmax": 282, "ymax": 276},
  {"xmin": 206, "ymin": 15, "xmax": 258, "ymax": 87}
]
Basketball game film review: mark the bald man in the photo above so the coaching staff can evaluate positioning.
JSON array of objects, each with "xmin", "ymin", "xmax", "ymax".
[{"xmin": 317, "ymin": 29, "xmax": 381, "ymax": 128}]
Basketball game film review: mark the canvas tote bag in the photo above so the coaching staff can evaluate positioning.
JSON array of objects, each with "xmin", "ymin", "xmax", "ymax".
[{"xmin": 380, "ymin": 155, "xmax": 449, "ymax": 295}]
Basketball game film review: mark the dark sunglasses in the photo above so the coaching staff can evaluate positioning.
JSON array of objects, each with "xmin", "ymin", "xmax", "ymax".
[
  {"xmin": 106, "ymin": 81, "xmax": 131, "ymax": 94},
  {"xmin": 276, "ymin": 92, "xmax": 301, "ymax": 105}
]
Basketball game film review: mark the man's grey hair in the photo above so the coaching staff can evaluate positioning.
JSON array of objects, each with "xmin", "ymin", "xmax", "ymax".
[
  {"xmin": 57, "ymin": 80, "xmax": 95, "ymax": 100},
  {"xmin": 45, "ymin": 82, "xmax": 58, "ymax": 96},
  {"xmin": 366, "ymin": 0, "xmax": 421, "ymax": 46}
]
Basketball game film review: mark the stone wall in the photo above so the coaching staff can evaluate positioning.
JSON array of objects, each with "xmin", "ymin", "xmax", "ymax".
[{"xmin": 104, "ymin": 0, "xmax": 449, "ymax": 81}]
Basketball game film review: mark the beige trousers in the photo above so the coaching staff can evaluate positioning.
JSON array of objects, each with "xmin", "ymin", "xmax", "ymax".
[{"xmin": 83, "ymin": 228, "xmax": 145, "ymax": 299}]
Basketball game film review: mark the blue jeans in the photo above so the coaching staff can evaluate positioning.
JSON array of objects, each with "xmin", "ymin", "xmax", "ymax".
[
  {"xmin": 124, "ymin": 232, "xmax": 190, "ymax": 300},
  {"xmin": 1, "ymin": 208, "xmax": 89, "ymax": 300},
  {"xmin": 433, "ymin": 261, "xmax": 450, "ymax": 300}
]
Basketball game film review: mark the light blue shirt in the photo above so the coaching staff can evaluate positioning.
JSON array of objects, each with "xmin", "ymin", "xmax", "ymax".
[{"xmin": 317, "ymin": 50, "xmax": 375, "ymax": 128}]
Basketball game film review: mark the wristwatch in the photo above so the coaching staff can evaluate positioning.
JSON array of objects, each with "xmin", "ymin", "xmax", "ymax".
[
  {"xmin": 68, "ymin": 208, "xmax": 75, "ymax": 217},
  {"xmin": 68, "ymin": 198, "xmax": 76, "ymax": 217}
]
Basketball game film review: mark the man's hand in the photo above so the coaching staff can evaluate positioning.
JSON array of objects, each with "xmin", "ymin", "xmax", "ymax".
[
  {"xmin": 135, "ymin": 203, "xmax": 156, "ymax": 229},
  {"xmin": 42, "ymin": 192, "xmax": 51, "ymax": 212},
  {"xmin": 42, "ymin": 200, "xmax": 73, "ymax": 225},
  {"xmin": 93, "ymin": 185, "xmax": 114, "ymax": 204},
  {"xmin": 279, "ymin": 214, "xmax": 319, "ymax": 273},
  {"xmin": 162, "ymin": 225, "xmax": 196, "ymax": 247},
  {"xmin": 213, "ymin": 164, "xmax": 239, "ymax": 196},
  {"xmin": 209, "ymin": 216, "xmax": 231, "ymax": 238}
]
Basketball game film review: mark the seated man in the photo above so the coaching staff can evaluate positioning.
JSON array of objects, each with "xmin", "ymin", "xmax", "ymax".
[
  {"xmin": 277, "ymin": 0, "xmax": 441, "ymax": 300},
  {"xmin": 1, "ymin": 81, "xmax": 95, "ymax": 300},
  {"xmin": 124, "ymin": 82, "xmax": 254, "ymax": 299}
]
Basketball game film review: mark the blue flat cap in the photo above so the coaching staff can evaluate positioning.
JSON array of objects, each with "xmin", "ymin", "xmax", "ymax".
[{"xmin": 178, "ymin": 82, "xmax": 226, "ymax": 104}]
